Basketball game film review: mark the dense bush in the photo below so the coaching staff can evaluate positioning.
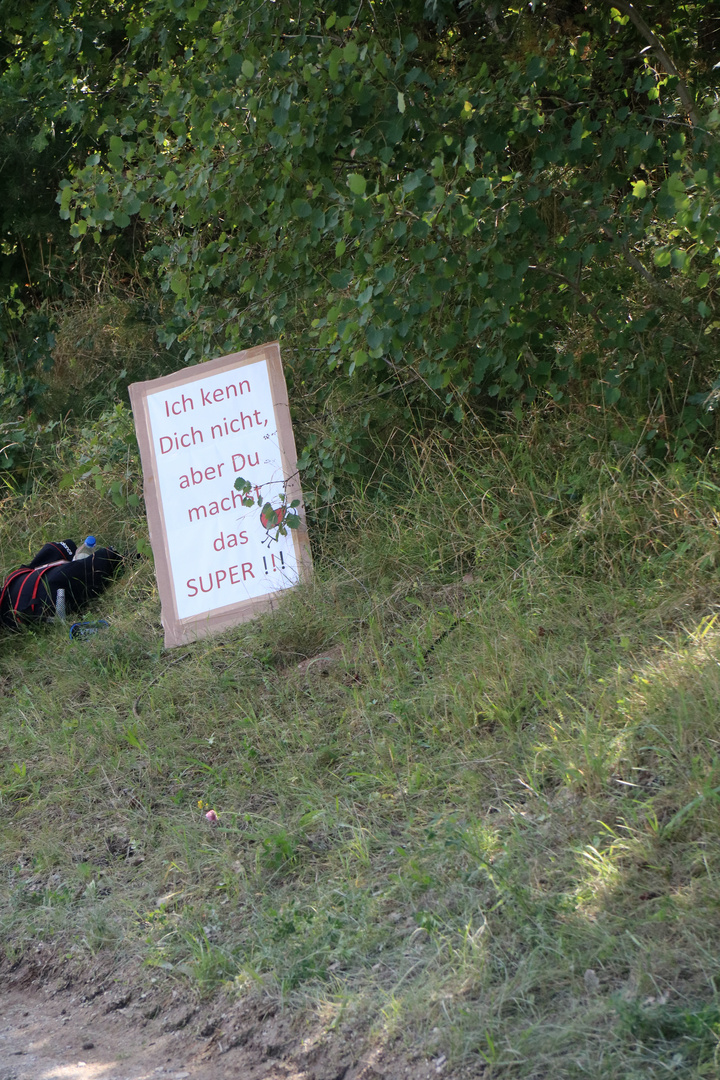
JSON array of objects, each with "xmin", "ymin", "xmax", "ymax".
[{"xmin": 1, "ymin": 1, "xmax": 720, "ymax": 482}]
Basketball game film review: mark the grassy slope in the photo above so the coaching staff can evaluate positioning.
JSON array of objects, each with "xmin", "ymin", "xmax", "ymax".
[{"xmin": 2, "ymin": 412, "xmax": 720, "ymax": 1077}]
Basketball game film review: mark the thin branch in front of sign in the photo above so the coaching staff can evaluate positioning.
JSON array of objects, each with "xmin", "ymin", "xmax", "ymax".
[{"xmin": 233, "ymin": 476, "xmax": 301, "ymax": 543}]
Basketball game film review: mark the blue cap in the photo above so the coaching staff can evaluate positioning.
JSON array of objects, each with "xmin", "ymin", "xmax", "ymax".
[{"xmin": 85, "ymin": 535, "xmax": 97, "ymax": 548}]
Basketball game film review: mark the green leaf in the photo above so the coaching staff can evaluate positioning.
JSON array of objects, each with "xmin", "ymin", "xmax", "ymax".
[
  {"xmin": 261, "ymin": 504, "xmax": 278, "ymax": 528},
  {"xmin": 347, "ymin": 174, "xmax": 367, "ymax": 195},
  {"xmin": 376, "ymin": 265, "xmax": 395, "ymax": 284},
  {"xmin": 328, "ymin": 47, "xmax": 342, "ymax": 80},
  {"xmin": 241, "ymin": 59, "xmax": 254, "ymax": 79},
  {"xmin": 667, "ymin": 173, "xmax": 686, "ymax": 198},
  {"xmin": 631, "ymin": 180, "xmax": 647, "ymax": 198},
  {"xmin": 397, "ymin": 91, "xmax": 405, "ymax": 114},
  {"xmin": 330, "ymin": 270, "xmax": 352, "ymax": 289},
  {"xmin": 170, "ymin": 271, "xmax": 188, "ymax": 296}
]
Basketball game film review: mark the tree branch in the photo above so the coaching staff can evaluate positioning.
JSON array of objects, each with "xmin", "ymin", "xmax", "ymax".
[
  {"xmin": 596, "ymin": 0, "xmax": 699, "ymax": 126},
  {"xmin": 599, "ymin": 224, "xmax": 685, "ymax": 308}
]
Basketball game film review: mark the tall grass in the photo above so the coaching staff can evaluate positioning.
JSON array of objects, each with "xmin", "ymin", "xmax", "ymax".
[{"xmin": 2, "ymin": 407, "xmax": 720, "ymax": 1076}]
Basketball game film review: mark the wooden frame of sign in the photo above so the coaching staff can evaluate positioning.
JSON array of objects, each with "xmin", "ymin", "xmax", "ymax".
[{"xmin": 129, "ymin": 341, "xmax": 312, "ymax": 648}]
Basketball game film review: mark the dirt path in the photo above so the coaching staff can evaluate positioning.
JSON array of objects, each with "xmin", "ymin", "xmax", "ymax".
[
  {"xmin": 1, "ymin": 985, "xmax": 212, "ymax": 1080},
  {"xmin": 0, "ymin": 977, "xmax": 450, "ymax": 1080}
]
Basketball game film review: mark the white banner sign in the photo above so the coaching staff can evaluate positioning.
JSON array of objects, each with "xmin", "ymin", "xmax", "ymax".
[{"xmin": 130, "ymin": 342, "xmax": 311, "ymax": 647}]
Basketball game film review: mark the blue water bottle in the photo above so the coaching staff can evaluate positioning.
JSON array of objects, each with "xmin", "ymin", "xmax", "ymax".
[{"xmin": 73, "ymin": 535, "xmax": 97, "ymax": 561}]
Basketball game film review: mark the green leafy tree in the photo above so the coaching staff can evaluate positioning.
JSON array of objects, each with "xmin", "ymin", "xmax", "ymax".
[{"xmin": 2, "ymin": 0, "xmax": 720, "ymax": 470}]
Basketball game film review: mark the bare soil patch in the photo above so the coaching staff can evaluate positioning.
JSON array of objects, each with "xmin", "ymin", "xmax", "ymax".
[{"xmin": 0, "ymin": 962, "xmax": 458, "ymax": 1080}]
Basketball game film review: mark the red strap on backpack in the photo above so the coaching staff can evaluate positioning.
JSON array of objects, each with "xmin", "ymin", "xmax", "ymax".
[
  {"xmin": 0, "ymin": 560, "xmax": 67, "ymax": 622},
  {"xmin": 0, "ymin": 568, "xmax": 31, "ymax": 615},
  {"xmin": 46, "ymin": 542, "xmax": 74, "ymax": 563}
]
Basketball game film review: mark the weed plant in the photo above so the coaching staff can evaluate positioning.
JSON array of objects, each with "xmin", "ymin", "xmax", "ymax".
[{"xmin": 2, "ymin": 407, "xmax": 720, "ymax": 1077}]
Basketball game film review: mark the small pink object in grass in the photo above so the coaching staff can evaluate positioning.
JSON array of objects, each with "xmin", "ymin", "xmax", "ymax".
[{"xmin": 205, "ymin": 809, "xmax": 218, "ymax": 824}]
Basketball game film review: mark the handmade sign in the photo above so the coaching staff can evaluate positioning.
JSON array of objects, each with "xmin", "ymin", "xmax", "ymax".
[{"xmin": 129, "ymin": 342, "xmax": 311, "ymax": 647}]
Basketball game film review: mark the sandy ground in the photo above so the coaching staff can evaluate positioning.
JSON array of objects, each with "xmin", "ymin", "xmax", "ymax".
[{"xmin": 0, "ymin": 971, "xmax": 460, "ymax": 1080}]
